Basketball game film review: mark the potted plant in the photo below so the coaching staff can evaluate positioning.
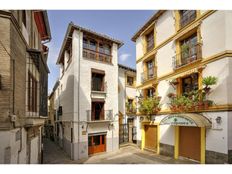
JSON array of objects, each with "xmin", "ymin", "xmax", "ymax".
[
  {"xmin": 138, "ymin": 96, "xmax": 162, "ymax": 120},
  {"xmin": 202, "ymin": 76, "xmax": 218, "ymax": 94}
]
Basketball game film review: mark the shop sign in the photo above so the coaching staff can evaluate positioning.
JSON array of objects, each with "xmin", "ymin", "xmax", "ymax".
[{"xmin": 160, "ymin": 115, "xmax": 197, "ymax": 126}]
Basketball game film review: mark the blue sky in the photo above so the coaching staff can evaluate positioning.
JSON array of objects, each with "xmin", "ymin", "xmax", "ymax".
[{"xmin": 47, "ymin": 10, "xmax": 155, "ymax": 92}]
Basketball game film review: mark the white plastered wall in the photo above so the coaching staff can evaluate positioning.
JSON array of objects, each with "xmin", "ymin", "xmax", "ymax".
[
  {"xmin": 156, "ymin": 41, "xmax": 175, "ymax": 77},
  {"xmin": 118, "ymin": 68, "xmax": 126, "ymax": 116},
  {"xmin": 203, "ymin": 58, "xmax": 230, "ymax": 105},
  {"xmin": 201, "ymin": 11, "xmax": 226, "ymax": 58},
  {"xmin": 204, "ymin": 112, "xmax": 228, "ymax": 154},
  {"xmin": 136, "ymin": 61, "xmax": 143, "ymax": 86},
  {"xmin": 156, "ymin": 10, "xmax": 175, "ymax": 46},
  {"xmin": 136, "ymin": 36, "xmax": 144, "ymax": 60},
  {"xmin": 157, "ymin": 80, "xmax": 176, "ymax": 110}
]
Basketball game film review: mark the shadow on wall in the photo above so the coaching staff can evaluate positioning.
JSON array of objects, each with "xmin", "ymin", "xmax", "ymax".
[{"xmin": 56, "ymin": 74, "xmax": 89, "ymax": 158}]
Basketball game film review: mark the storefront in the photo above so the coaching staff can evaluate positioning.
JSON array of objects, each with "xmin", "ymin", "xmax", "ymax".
[
  {"xmin": 160, "ymin": 113, "xmax": 211, "ymax": 163},
  {"xmin": 88, "ymin": 133, "xmax": 107, "ymax": 155}
]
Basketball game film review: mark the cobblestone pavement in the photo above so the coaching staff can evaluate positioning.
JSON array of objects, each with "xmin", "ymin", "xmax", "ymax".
[{"xmin": 43, "ymin": 138, "xmax": 196, "ymax": 164}]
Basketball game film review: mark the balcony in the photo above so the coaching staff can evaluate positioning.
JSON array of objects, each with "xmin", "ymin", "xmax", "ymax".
[
  {"xmin": 83, "ymin": 48, "xmax": 112, "ymax": 64},
  {"xmin": 126, "ymin": 107, "xmax": 137, "ymax": 115},
  {"xmin": 86, "ymin": 110, "xmax": 113, "ymax": 122},
  {"xmin": 172, "ymin": 43, "xmax": 202, "ymax": 69},
  {"xmin": 141, "ymin": 67, "xmax": 156, "ymax": 83},
  {"xmin": 91, "ymin": 82, "xmax": 107, "ymax": 99},
  {"xmin": 180, "ymin": 10, "xmax": 197, "ymax": 28}
]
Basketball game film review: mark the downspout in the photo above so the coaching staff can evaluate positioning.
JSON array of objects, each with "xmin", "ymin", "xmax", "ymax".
[{"xmin": 77, "ymin": 28, "xmax": 81, "ymax": 160}]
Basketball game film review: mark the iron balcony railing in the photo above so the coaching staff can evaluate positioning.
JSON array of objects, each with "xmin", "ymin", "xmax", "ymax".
[
  {"xmin": 83, "ymin": 48, "xmax": 112, "ymax": 64},
  {"xmin": 141, "ymin": 66, "xmax": 157, "ymax": 83},
  {"xmin": 172, "ymin": 43, "xmax": 202, "ymax": 69},
  {"xmin": 86, "ymin": 110, "xmax": 113, "ymax": 122},
  {"xmin": 180, "ymin": 10, "xmax": 197, "ymax": 28},
  {"xmin": 126, "ymin": 106, "xmax": 137, "ymax": 114},
  {"xmin": 91, "ymin": 81, "xmax": 107, "ymax": 92}
]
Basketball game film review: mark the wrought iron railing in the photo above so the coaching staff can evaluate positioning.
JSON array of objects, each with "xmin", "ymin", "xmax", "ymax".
[
  {"xmin": 86, "ymin": 110, "xmax": 113, "ymax": 122},
  {"xmin": 141, "ymin": 67, "xmax": 156, "ymax": 83},
  {"xmin": 180, "ymin": 10, "xmax": 197, "ymax": 28},
  {"xmin": 172, "ymin": 43, "xmax": 202, "ymax": 69},
  {"xmin": 91, "ymin": 81, "xmax": 107, "ymax": 92},
  {"xmin": 83, "ymin": 48, "xmax": 112, "ymax": 64},
  {"xmin": 126, "ymin": 106, "xmax": 137, "ymax": 114}
]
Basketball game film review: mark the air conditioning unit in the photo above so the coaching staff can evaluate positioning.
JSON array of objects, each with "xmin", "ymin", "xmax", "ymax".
[{"xmin": 10, "ymin": 114, "xmax": 17, "ymax": 122}]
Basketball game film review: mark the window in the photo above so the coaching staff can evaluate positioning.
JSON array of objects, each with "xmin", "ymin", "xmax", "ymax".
[
  {"xmin": 179, "ymin": 10, "xmax": 196, "ymax": 28},
  {"xmin": 128, "ymin": 99, "xmax": 133, "ymax": 106},
  {"xmin": 146, "ymin": 88, "xmax": 155, "ymax": 98},
  {"xmin": 146, "ymin": 30, "xmax": 154, "ymax": 52},
  {"xmin": 181, "ymin": 73, "xmax": 198, "ymax": 94},
  {"xmin": 92, "ymin": 72, "xmax": 105, "ymax": 91},
  {"xmin": 180, "ymin": 33, "xmax": 198, "ymax": 64},
  {"xmin": 89, "ymin": 40, "xmax": 96, "ymax": 51},
  {"xmin": 127, "ymin": 76, "xmax": 134, "ymax": 86},
  {"xmin": 28, "ymin": 72, "xmax": 37, "ymax": 112},
  {"xmin": 83, "ymin": 38, "xmax": 88, "ymax": 49},
  {"xmin": 22, "ymin": 10, "xmax": 26, "ymax": 27},
  {"xmin": 146, "ymin": 60, "xmax": 154, "ymax": 79},
  {"xmin": 91, "ymin": 102, "xmax": 104, "ymax": 121}
]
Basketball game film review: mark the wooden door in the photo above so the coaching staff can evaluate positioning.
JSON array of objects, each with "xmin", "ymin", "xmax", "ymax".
[
  {"xmin": 179, "ymin": 126, "xmax": 201, "ymax": 161},
  {"xmin": 88, "ymin": 134, "xmax": 106, "ymax": 155},
  {"xmin": 144, "ymin": 125, "xmax": 157, "ymax": 150}
]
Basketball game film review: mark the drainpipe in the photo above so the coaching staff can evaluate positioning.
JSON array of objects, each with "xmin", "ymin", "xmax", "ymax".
[{"xmin": 77, "ymin": 28, "xmax": 81, "ymax": 160}]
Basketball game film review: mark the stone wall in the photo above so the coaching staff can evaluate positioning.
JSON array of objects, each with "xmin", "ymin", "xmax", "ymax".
[{"xmin": 159, "ymin": 143, "xmax": 174, "ymax": 157}]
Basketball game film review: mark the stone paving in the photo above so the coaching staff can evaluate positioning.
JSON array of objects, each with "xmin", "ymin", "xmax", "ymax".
[{"xmin": 43, "ymin": 138, "xmax": 196, "ymax": 164}]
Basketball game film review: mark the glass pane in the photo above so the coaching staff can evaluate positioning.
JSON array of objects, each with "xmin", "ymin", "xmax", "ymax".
[
  {"xmin": 89, "ymin": 40, "xmax": 96, "ymax": 50},
  {"xmin": 88, "ymin": 136, "xmax": 92, "ymax": 146},
  {"xmin": 101, "ymin": 135, "xmax": 105, "ymax": 144},
  {"xmin": 93, "ymin": 135, "xmax": 100, "ymax": 146}
]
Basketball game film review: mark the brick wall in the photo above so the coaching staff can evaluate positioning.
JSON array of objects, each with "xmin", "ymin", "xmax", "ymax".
[
  {"xmin": 0, "ymin": 17, "xmax": 12, "ymax": 129},
  {"xmin": 0, "ymin": 13, "xmax": 27, "ymax": 129}
]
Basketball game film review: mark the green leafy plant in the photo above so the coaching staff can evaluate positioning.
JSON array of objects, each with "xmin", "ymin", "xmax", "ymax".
[
  {"xmin": 202, "ymin": 76, "xmax": 218, "ymax": 94},
  {"xmin": 138, "ymin": 96, "xmax": 161, "ymax": 118},
  {"xmin": 126, "ymin": 101, "xmax": 136, "ymax": 113}
]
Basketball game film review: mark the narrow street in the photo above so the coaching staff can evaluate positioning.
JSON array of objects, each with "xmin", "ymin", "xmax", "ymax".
[{"xmin": 43, "ymin": 138, "xmax": 196, "ymax": 164}]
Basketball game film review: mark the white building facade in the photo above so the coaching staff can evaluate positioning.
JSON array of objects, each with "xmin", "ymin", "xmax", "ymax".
[
  {"xmin": 132, "ymin": 10, "xmax": 232, "ymax": 164},
  {"xmin": 55, "ymin": 23, "xmax": 123, "ymax": 160},
  {"xmin": 118, "ymin": 64, "xmax": 139, "ymax": 145}
]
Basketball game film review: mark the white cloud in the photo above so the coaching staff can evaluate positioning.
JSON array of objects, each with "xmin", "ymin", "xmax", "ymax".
[{"xmin": 119, "ymin": 53, "xmax": 131, "ymax": 62}]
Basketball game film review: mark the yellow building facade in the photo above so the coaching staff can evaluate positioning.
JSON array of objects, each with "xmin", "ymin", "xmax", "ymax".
[{"xmin": 132, "ymin": 10, "xmax": 232, "ymax": 164}]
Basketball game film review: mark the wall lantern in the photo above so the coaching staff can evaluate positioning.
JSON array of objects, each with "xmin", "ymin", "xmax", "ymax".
[{"xmin": 216, "ymin": 116, "xmax": 222, "ymax": 124}]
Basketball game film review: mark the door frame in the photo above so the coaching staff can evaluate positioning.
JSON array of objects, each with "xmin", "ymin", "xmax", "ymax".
[
  {"xmin": 174, "ymin": 126, "xmax": 206, "ymax": 164},
  {"xmin": 88, "ymin": 133, "xmax": 107, "ymax": 155},
  {"xmin": 141, "ymin": 122, "xmax": 160, "ymax": 155}
]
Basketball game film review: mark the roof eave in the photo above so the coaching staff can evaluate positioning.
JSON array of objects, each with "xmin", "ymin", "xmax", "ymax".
[
  {"xmin": 42, "ymin": 11, "xmax": 52, "ymax": 41},
  {"xmin": 131, "ymin": 10, "xmax": 165, "ymax": 42}
]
